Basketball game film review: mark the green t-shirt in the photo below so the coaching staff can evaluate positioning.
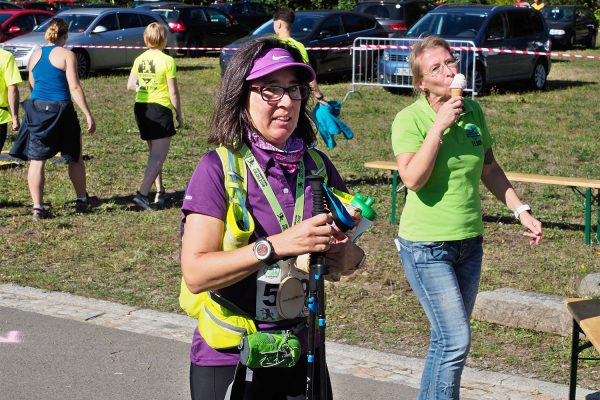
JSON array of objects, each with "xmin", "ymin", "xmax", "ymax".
[
  {"xmin": 131, "ymin": 49, "xmax": 176, "ymax": 109},
  {"xmin": 391, "ymin": 96, "xmax": 493, "ymax": 241},
  {"xmin": 276, "ymin": 35, "xmax": 310, "ymax": 64},
  {"xmin": 0, "ymin": 49, "xmax": 22, "ymax": 124}
]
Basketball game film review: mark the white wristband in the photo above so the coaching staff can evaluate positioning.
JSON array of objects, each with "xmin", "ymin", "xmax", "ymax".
[{"xmin": 514, "ymin": 204, "xmax": 531, "ymax": 220}]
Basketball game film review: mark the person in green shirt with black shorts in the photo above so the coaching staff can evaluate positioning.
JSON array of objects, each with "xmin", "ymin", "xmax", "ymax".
[
  {"xmin": 391, "ymin": 36, "xmax": 543, "ymax": 400},
  {"xmin": 0, "ymin": 48, "xmax": 21, "ymax": 153},
  {"xmin": 127, "ymin": 22, "xmax": 182, "ymax": 210}
]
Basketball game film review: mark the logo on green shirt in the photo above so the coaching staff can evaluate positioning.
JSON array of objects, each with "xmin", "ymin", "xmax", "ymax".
[{"xmin": 464, "ymin": 123, "xmax": 482, "ymax": 146}]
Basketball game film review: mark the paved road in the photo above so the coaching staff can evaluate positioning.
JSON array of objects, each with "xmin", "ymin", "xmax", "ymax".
[{"xmin": 1, "ymin": 284, "xmax": 598, "ymax": 400}]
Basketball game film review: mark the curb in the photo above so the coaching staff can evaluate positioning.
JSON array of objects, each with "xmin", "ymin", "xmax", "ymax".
[{"xmin": 1, "ymin": 283, "xmax": 597, "ymax": 400}]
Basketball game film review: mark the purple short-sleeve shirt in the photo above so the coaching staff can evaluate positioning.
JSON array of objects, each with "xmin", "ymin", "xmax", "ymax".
[{"xmin": 181, "ymin": 140, "xmax": 347, "ymax": 366}]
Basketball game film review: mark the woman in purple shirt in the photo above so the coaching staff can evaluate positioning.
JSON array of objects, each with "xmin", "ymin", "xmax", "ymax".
[{"xmin": 180, "ymin": 38, "xmax": 365, "ymax": 399}]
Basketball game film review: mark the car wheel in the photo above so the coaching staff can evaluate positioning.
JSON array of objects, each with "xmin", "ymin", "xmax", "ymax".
[
  {"xmin": 587, "ymin": 30, "xmax": 597, "ymax": 49},
  {"xmin": 474, "ymin": 66, "xmax": 486, "ymax": 95},
  {"xmin": 568, "ymin": 32, "xmax": 575, "ymax": 49},
  {"xmin": 531, "ymin": 61, "xmax": 547, "ymax": 91},
  {"xmin": 74, "ymin": 50, "xmax": 90, "ymax": 79},
  {"xmin": 186, "ymin": 41, "xmax": 202, "ymax": 58}
]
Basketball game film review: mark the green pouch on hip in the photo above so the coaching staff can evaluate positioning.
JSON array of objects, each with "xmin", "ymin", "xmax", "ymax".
[{"xmin": 238, "ymin": 332, "xmax": 301, "ymax": 368}]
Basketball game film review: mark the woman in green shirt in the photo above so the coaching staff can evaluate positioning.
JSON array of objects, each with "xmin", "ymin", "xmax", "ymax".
[
  {"xmin": 127, "ymin": 22, "xmax": 182, "ymax": 210},
  {"xmin": 391, "ymin": 36, "xmax": 542, "ymax": 400}
]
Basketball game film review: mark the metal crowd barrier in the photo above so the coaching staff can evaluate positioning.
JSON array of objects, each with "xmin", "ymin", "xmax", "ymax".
[{"xmin": 344, "ymin": 37, "xmax": 478, "ymax": 101}]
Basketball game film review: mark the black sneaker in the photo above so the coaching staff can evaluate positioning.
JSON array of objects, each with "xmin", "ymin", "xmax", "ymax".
[
  {"xmin": 75, "ymin": 193, "xmax": 100, "ymax": 213},
  {"xmin": 133, "ymin": 192, "xmax": 154, "ymax": 211}
]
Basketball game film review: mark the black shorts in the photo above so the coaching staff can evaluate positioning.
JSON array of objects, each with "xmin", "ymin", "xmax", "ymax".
[
  {"xmin": 134, "ymin": 102, "xmax": 175, "ymax": 141},
  {"xmin": 0, "ymin": 122, "xmax": 7, "ymax": 152},
  {"xmin": 190, "ymin": 356, "xmax": 333, "ymax": 400},
  {"xmin": 9, "ymin": 99, "xmax": 81, "ymax": 162}
]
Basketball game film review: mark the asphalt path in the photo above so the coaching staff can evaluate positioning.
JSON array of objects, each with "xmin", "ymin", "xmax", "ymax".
[{"xmin": 0, "ymin": 306, "xmax": 417, "ymax": 400}]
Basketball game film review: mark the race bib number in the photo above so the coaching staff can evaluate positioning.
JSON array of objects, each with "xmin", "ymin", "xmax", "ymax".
[{"xmin": 255, "ymin": 258, "xmax": 309, "ymax": 322}]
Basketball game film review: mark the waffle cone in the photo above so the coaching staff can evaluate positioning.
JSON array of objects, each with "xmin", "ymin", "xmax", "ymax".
[{"xmin": 450, "ymin": 88, "xmax": 463, "ymax": 97}]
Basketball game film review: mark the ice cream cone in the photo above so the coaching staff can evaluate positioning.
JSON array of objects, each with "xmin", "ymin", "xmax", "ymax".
[{"xmin": 450, "ymin": 88, "xmax": 463, "ymax": 97}]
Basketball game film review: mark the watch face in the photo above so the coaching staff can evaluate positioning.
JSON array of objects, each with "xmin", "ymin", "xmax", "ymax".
[{"xmin": 255, "ymin": 241, "xmax": 271, "ymax": 260}]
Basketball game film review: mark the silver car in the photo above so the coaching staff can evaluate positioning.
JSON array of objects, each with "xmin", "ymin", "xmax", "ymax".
[{"xmin": 1, "ymin": 8, "xmax": 175, "ymax": 77}]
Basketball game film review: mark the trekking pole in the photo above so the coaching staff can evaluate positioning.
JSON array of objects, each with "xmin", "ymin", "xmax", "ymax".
[{"xmin": 306, "ymin": 175, "xmax": 328, "ymax": 400}]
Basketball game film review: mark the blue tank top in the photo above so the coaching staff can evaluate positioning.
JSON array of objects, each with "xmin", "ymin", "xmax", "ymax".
[{"xmin": 31, "ymin": 46, "xmax": 70, "ymax": 101}]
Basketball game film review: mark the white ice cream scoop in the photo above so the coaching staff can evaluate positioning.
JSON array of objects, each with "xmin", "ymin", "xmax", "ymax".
[{"xmin": 450, "ymin": 73, "xmax": 466, "ymax": 96}]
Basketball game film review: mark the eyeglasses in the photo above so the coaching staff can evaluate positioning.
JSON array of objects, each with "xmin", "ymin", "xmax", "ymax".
[
  {"xmin": 250, "ymin": 85, "xmax": 311, "ymax": 102},
  {"xmin": 425, "ymin": 57, "xmax": 459, "ymax": 78}
]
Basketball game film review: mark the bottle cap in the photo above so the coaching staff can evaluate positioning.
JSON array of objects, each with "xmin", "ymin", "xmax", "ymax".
[{"xmin": 350, "ymin": 193, "xmax": 377, "ymax": 221}]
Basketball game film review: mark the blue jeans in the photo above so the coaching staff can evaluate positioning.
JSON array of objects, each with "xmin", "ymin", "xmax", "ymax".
[{"xmin": 396, "ymin": 236, "xmax": 483, "ymax": 400}]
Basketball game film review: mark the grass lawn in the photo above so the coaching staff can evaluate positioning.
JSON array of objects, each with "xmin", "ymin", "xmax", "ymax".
[{"xmin": 1, "ymin": 50, "xmax": 599, "ymax": 389}]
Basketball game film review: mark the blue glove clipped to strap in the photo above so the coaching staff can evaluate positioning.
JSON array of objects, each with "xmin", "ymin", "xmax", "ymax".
[{"xmin": 313, "ymin": 100, "xmax": 354, "ymax": 149}]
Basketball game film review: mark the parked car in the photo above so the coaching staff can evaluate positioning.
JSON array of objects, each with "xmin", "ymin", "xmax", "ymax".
[
  {"xmin": 540, "ymin": 5, "xmax": 597, "ymax": 49},
  {"xmin": 132, "ymin": 0, "xmax": 182, "ymax": 8},
  {"xmin": 212, "ymin": 1, "xmax": 271, "ymax": 31},
  {"xmin": 149, "ymin": 5, "xmax": 250, "ymax": 56},
  {"xmin": 0, "ymin": 8, "xmax": 175, "ymax": 77},
  {"xmin": 0, "ymin": 1, "xmax": 22, "ymax": 10},
  {"xmin": 220, "ymin": 11, "xmax": 387, "ymax": 78},
  {"xmin": 378, "ymin": 5, "xmax": 552, "ymax": 93},
  {"xmin": 17, "ymin": 0, "xmax": 76, "ymax": 12},
  {"xmin": 0, "ymin": 9, "xmax": 54, "ymax": 42},
  {"xmin": 354, "ymin": 0, "xmax": 436, "ymax": 36},
  {"xmin": 15, "ymin": 1, "xmax": 53, "ymax": 11}
]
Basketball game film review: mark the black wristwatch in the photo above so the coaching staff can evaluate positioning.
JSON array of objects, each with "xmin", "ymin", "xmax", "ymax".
[
  {"xmin": 253, "ymin": 237, "xmax": 275, "ymax": 265},
  {"xmin": 315, "ymin": 94, "xmax": 324, "ymax": 101}
]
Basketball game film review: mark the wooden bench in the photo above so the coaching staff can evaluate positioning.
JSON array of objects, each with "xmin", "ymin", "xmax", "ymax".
[
  {"xmin": 566, "ymin": 298, "xmax": 600, "ymax": 400},
  {"xmin": 364, "ymin": 160, "xmax": 600, "ymax": 245}
]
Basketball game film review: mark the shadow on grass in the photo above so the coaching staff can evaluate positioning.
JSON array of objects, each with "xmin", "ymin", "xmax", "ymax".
[
  {"xmin": 104, "ymin": 190, "xmax": 184, "ymax": 211},
  {"xmin": 483, "ymin": 214, "xmax": 587, "ymax": 232}
]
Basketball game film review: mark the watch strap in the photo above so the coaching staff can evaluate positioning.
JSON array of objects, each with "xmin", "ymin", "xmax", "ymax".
[{"xmin": 514, "ymin": 204, "xmax": 531, "ymax": 220}]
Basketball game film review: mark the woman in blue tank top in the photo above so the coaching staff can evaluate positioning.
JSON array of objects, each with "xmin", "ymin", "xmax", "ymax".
[{"xmin": 11, "ymin": 18, "xmax": 98, "ymax": 219}]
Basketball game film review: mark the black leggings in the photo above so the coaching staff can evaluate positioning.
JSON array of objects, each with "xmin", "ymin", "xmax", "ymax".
[
  {"xmin": 0, "ymin": 123, "xmax": 7, "ymax": 153},
  {"xmin": 190, "ymin": 356, "xmax": 333, "ymax": 400}
]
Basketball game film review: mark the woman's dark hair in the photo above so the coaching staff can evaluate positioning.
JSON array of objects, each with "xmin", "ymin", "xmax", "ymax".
[{"xmin": 208, "ymin": 37, "xmax": 316, "ymax": 151}]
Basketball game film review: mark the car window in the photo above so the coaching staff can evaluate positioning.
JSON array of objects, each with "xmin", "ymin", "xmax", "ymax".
[
  {"xmin": 318, "ymin": 15, "xmax": 344, "ymax": 37},
  {"xmin": 342, "ymin": 14, "xmax": 374, "ymax": 33},
  {"xmin": 118, "ymin": 12, "xmax": 144, "ymax": 29},
  {"xmin": 35, "ymin": 13, "xmax": 52, "ymax": 25},
  {"xmin": 10, "ymin": 14, "xmax": 36, "ymax": 31},
  {"xmin": 0, "ymin": 14, "xmax": 11, "ymax": 24},
  {"xmin": 205, "ymin": 8, "xmax": 227, "ymax": 24},
  {"xmin": 139, "ymin": 13, "xmax": 157, "ymax": 26},
  {"xmin": 542, "ymin": 7, "xmax": 573, "ymax": 22},
  {"xmin": 485, "ymin": 13, "xmax": 507, "ymax": 40},
  {"xmin": 507, "ymin": 10, "xmax": 543, "ymax": 37},
  {"xmin": 96, "ymin": 13, "xmax": 118, "ymax": 31},
  {"xmin": 407, "ymin": 12, "xmax": 486, "ymax": 38},
  {"xmin": 33, "ymin": 14, "xmax": 96, "ymax": 33},
  {"xmin": 153, "ymin": 9, "xmax": 179, "ymax": 21},
  {"xmin": 188, "ymin": 8, "xmax": 207, "ymax": 23},
  {"xmin": 355, "ymin": 3, "xmax": 404, "ymax": 20}
]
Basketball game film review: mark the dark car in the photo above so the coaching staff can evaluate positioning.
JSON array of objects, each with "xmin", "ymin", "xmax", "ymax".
[
  {"xmin": 149, "ymin": 5, "xmax": 250, "ymax": 56},
  {"xmin": 379, "ymin": 5, "xmax": 552, "ymax": 93},
  {"xmin": 0, "ymin": 1, "xmax": 22, "ymax": 9},
  {"xmin": 220, "ymin": 11, "xmax": 387, "ymax": 78},
  {"xmin": 0, "ymin": 9, "xmax": 54, "ymax": 42},
  {"xmin": 541, "ymin": 5, "xmax": 597, "ymax": 49},
  {"xmin": 354, "ymin": 0, "xmax": 436, "ymax": 36},
  {"xmin": 213, "ymin": 1, "xmax": 271, "ymax": 31}
]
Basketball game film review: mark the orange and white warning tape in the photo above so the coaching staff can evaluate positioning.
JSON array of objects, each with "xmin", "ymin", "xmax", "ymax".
[{"xmin": 61, "ymin": 44, "xmax": 600, "ymax": 60}]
